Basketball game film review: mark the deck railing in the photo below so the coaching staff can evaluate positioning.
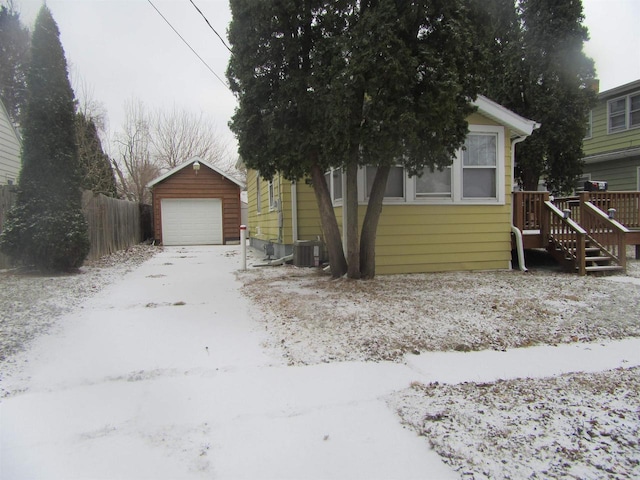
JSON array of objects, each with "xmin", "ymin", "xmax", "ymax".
[
  {"xmin": 579, "ymin": 201, "xmax": 628, "ymax": 272},
  {"xmin": 512, "ymin": 191, "xmax": 550, "ymax": 231},
  {"xmin": 581, "ymin": 191, "xmax": 640, "ymax": 228},
  {"xmin": 542, "ymin": 200, "xmax": 587, "ymax": 275}
]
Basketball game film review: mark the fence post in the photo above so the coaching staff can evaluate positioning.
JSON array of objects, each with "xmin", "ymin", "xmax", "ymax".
[{"xmin": 240, "ymin": 225, "xmax": 247, "ymax": 271}]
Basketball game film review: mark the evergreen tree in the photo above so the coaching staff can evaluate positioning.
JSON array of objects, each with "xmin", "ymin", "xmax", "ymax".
[
  {"xmin": 76, "ymin": 111, "xmax": 118, "ymax": 197},
  {"xmin": 0, "ymin": 2, "xmax": 31, "ymax": 125},
  {"xmin": 0, "ymin": 6, "xmax": 89, "ymax": 271},
  {"xmin": 476, "ymin": 0, "xmax": 596, "ymax": 193},
  {"xmin": 228, "ymin": 0, "xmax": 484, "ymax": 278}
]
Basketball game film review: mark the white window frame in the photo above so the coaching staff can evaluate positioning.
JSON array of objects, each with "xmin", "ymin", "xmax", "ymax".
[
  {"xmin": 327, "ymin": 125, "xmax": 506, "ymax": 207},
  {"xmin": 584, "ymin": 110, "xmax": 592, "ymax": 139},
  {"xmin": 409, "ymin": 124, "xmax": 505, "ymax": 205},
  {"xmin": 324, "ymin": 168, "xmax": 344, "ymax": 205},
  {"xmin": 608, "ymin": 92, "xmax": 640, "ymax": 133},
  {"xmin": 268, "ymin": 179, "xmax": 276, "ymax": 210},
  {"xmin": 363, "ymin": 165, "xmax": 406, "ymax": 203}
]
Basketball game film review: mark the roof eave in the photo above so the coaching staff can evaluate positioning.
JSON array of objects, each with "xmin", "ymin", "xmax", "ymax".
[{"xmin": 473, "ymin": 95, "xmax": 540, "ymax": 138}]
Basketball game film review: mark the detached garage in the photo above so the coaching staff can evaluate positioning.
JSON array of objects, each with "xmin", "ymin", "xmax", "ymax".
[{"xmin": 147, "ymin": 157, "xmax": 244, "ymax": 246}]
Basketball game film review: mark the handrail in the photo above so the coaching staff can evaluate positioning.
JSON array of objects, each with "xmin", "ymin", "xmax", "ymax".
[
  {"xmin": 512, "ymin": 191, "xmax": 549, "ymax": 231},
  {"xmin": 543, "ymin": 201, "xmax": 587, "ymax": 275},
  {"xmin": 581, "ymin": 191, "xmax": 640, "ymax": 229},
  {"xmin": 581, "ymin": 201, "xmax": 629, "ymax": 272}
]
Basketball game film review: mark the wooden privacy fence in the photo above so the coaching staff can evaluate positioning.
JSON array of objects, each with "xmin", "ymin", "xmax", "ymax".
[
  {"xmin": 0, "ymin": 187, "xmax": 148, "ymax": 267},
  {"xmin": 82, "ymin": 191, "xmax": 144, "ymax": 261},
  {"xmin": 0, "ymin": 185, "xmax": 18, "ymax": 268}
]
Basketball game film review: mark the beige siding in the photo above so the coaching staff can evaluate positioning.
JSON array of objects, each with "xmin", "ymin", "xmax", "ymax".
[{"xmin": 0, "ymin": 102, "xmax": 21, "ymax": 185}]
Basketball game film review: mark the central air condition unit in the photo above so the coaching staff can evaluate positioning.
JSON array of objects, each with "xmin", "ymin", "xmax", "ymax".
[{"xmin": 293, "ymin": 240, "xmax": 323, "ymax": 267}]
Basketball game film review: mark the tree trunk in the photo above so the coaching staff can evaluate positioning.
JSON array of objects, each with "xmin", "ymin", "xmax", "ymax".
[
  {"xmin": 359, "ymin": 165, "xmax": 390, "ymax": 279},
  {"xmin": 310, "ymin": 162, "xmax": 348, "ymax": 278},
  {"xmin": 345, "ymin": 162, "xmax": 360, "ymax": 278}
]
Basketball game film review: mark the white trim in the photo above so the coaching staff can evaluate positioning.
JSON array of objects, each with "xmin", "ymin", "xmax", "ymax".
[
  {"xmin": 584, "ymin": 110, "xmax": 592, "ymax": 140},
  {"xmin": 147, "ymin": 156, "xmax": 245, "ymax": 188},
  {"xmin": 473, "ymin": 95, "xmax": 540, "ymax": 137},
  {"xmin": 409, "ymin": 125, "xmax": 506, "ymax": 205},
  {"xmin": 291, "ymin": 180, "xmax": 298, "ymax": 243},
  {"xmin": 607, "ymin": 91, "xmax": 640, "ymax": 134}
]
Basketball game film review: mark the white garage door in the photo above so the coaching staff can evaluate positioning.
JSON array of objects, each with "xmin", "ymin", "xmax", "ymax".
[{"xmin": 161, "ymin": 198, "xmax": 223, "ymax": 245}]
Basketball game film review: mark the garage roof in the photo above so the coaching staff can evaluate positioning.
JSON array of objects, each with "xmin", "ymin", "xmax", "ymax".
[{"xmin": 147, "ymin": 157, "xmax": 245, "ymax": 189}]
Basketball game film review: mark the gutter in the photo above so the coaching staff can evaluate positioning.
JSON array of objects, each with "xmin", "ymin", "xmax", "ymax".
[{"xmin": 510, "ymin": 135, "xmax": 532, "ymax": 272}]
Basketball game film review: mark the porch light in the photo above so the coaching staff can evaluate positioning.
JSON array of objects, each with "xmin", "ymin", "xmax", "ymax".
[
  {"xmin": 193, "ymin": 160, "xmax": 201, "ymax": 175},
  {"xmin": 608, "ymin": 208, "xmax": 616, "ymax": 219},
  {"xmin": 563, "ymin": 209, "xmax": 571, "ymax": 219}
]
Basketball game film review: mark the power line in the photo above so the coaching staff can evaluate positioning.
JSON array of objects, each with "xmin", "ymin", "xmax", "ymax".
[
  {"xmin": 147, "ymin": 0, "xmax": 229, "ymax": 91},
  {"xmin": 188, "ymin": 0, "xmax": 233, "ymax": 54}
]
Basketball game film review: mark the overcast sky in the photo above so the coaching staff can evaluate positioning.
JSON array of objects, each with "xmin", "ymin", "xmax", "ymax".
[{"xmin": 16, "ymin": 0, "xmax": 640, "ymax": 157}]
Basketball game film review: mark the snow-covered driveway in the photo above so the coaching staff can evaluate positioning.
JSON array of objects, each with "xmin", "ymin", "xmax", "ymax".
[
  {"xmin": 2, "ymin": 245, "xmax": 639, "ymax": 479},
  {"xmin": 1, "ymin": 246, "xmax": 454, "ymax": 479}
]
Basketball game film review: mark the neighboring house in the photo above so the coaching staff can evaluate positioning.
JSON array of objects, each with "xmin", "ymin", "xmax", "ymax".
[
  {"xmin": 247, "ymin": 95, "xmax": 539, "ymax": 275},
  {"xmin": 582, "ymin": 79, "xmax": 640, "ymax": 190},
  {"xmin": 0, "ymin": 97, "xmax": 22, "ymax": 185},
  {"xmin": 147, "ymin": 157, "xmax": 244, "ymax": 246}
]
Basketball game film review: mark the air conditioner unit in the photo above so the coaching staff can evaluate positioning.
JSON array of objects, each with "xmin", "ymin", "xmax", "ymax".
[{"xmin": 293, "ymin": 240, "xmax": 323, "ymax": 267}]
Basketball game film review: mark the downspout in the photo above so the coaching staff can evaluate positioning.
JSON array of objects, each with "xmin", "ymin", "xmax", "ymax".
[
  {"xmin": 291, "ymin": 180, "xmax": 298, "ymax": 243},
  {"xmin": 511, "ymin": 135, "xmax": 529, "ymax": 272}
]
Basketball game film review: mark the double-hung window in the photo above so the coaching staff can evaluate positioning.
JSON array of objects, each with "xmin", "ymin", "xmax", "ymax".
[
  {"xmin": 412, "ymin": 125, "xmax": 503, "ymax": 203},
  {"xmin": 608, "ymin": 92, "xmax": 640, "ymax": 133},
  {"xmin": 462, "ymin": 133, "xmax": 498, "ymax": 199}
]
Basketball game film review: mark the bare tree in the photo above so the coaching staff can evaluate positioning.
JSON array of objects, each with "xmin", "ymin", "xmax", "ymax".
[
  {"xmin": 112, "ymin": 100, "xmax": 159, "ymax": 204},
  {"xmin": 151, "ymin": 106, "xmax": 230, "ymax": 170}
]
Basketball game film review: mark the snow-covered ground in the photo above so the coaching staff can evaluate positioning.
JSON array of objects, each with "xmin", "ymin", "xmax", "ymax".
[{"xmin": 1, "ymin": 245, "xmax": 639, "ymax": 479}]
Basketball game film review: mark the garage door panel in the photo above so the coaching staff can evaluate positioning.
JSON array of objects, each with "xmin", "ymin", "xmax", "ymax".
[{"xmin": 161, "ymin": 199, "xmax": 222, "ymax": 245}]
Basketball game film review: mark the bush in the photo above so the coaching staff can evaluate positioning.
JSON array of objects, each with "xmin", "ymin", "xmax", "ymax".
[{"xmin": 0, "ymin": 203, "xmax": 90, "ymax": 271}]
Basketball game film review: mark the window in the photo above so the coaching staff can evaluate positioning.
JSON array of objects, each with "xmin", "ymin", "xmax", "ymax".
[
  {"xmin": 584, "ymin": 110, "xmax": 592, "ymax": 139},
  {"xmin": 256, "ymin": 173, "xmax": 261, "ymax": 214},
  {"xmin": 462, "ymin": 134, "xmax": 497, "ymax": 198},
  {"xmin": 268, "ymin": 180, "xmax": 275, "ymax": 209},
  {"xmin": 631, "ymin": 94, "xmax": 640, "ymax": 128},
  {"xmin": 415, "ymin": 166, "xmax": 451, "ymax": 198},
  {"xmin": 324, "ymin": 169, "xmax": 343, "ymax": 202},
  {"xmin": 608, "ymin": 92, "xmax": 640, "ymax": 133},
  {"xmin": 365, "ymin": 166, "xmax": 404, "ymax": 198}
]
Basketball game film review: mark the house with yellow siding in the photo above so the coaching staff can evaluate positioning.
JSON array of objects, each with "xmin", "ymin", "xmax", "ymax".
[{"xmin": 247, "ymin": 95, "xmax": 539, "ymax": 274}]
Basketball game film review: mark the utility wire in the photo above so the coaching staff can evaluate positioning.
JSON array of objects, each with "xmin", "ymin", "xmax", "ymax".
[
  {"xmin": 147, "ymin": 0, "xmax": 229, "ymax": 90},
  {"xmin": 188, "ymin": 0, "xmax": 233, "ymax": 54}
]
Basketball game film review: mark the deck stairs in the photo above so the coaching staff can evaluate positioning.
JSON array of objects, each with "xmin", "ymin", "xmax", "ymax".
[{"xmin": 546, "ymin": 237, "xmax": 625, "ymax": 275}]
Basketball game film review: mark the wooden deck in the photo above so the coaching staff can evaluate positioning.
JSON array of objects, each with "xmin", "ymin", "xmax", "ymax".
[{"xmin": 513, "ymin": 191, "xmax": 640, "ymax": 274}]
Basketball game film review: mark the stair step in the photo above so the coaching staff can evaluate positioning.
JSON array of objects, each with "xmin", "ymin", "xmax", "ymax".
[
  {"xmin": 585, "ymin": 256, "xmax": 612, "ymax": 262},
  {"xmin": 585, "ymin": 265, "xmax": 624, "ymax": 272}
]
